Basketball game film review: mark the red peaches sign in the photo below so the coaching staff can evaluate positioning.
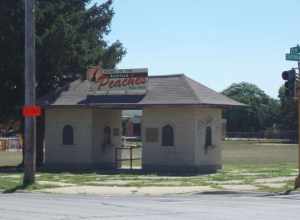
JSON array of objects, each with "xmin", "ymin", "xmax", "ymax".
[{"xmin": 87, "ymin": 66, "xmax": 148, "ymax": 95}]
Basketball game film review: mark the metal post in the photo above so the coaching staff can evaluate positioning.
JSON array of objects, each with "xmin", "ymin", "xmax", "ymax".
[
  {"xmin": 298, "ymin": 61, "xmax": 300, "ymax": 167},
  {"xmin": 296, "ymin": 99, "xmax": 300, "ymax": 188},
  {"xmin": 23, "ymin": 0, "xmax": 36, "ymax": 185},
  {"xmin": 295, "ymin": 61, "xmax": 300, "ymax": 189}
]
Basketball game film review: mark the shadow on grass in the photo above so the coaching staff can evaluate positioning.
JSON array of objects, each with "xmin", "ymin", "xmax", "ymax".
[
  {"xmin": 196, "ymin": 190, "xmax": 280, "ymax": 197},
  {"xmin": 258, "ymin": 188, "xmax": 297, "ymax": 197},
  {"xmin": 3, "ymin": 182, "xmax": 32, "ymax": 194},
  {"xmin": 37, "ymin": 166, "xmax": 218, "ymax": 177},
  {"xmin": 0, "ymin": 166, "xmax": 23, "ymax": 174},
  {"xmin": 199, "ymin": 191, "xmax": 245, "ymax": 195},
  {"xmin": 282, "ymin": 185, "xmax": 300, "ymax": 195}
]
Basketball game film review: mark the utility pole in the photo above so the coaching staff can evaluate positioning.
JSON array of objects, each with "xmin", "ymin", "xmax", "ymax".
[{"xmin": 23, "ymin": 0, "xmax": 36, "ymax": 185}]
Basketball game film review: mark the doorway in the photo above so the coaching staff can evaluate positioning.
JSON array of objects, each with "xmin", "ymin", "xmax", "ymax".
[{"xmin": 115, "ymin": 110, "xmax": 143, "ymax": 169}]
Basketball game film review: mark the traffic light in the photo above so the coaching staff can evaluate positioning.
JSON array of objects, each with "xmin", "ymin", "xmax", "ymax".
[{"xmin": 282, "ymin": 69, "xmax": 297, "ymax": 97}]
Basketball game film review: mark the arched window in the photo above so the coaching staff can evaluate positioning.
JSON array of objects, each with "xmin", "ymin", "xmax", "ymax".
[
  {"xmin": 205, "ymin": 126, "xmax": 212, "ymax": 148},
  {"xmin": 103, "ymin": 126, "xmax": 111, "ymax": 146},
  {"xmin": 62, "ymin": 125, "xmax": 74, "ymax": 145},
  {"xmin": 162, "ymin": 125, "xmax": 174, "ymax": 146}
]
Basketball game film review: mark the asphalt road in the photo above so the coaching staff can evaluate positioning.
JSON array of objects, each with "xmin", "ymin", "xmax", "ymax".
[{"xmin": 0, "ymin": 192, "xmax": 299, "ymax": 220}]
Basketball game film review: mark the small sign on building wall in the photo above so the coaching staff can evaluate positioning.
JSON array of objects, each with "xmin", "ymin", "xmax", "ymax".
[{"xmin": 87, "ymin": 66, "xmax": 148, "ymax": 95}]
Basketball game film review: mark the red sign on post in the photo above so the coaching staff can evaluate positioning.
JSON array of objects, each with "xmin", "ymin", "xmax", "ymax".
[{"xmin": 22, "ymin": 105, "xmax": 42, "ymax": 117}]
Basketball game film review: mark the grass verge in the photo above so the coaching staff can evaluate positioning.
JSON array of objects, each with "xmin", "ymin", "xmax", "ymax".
[{"xmin": 0, "ymin": 163, "xmax": 298, "ymax": 193}]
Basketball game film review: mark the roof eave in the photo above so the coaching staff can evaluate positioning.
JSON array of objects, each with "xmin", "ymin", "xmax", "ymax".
[{"xmin": 44, "ymin": 102, "xmax": 245, "ymax": 110}]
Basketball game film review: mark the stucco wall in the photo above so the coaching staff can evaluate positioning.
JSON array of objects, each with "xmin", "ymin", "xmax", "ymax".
[
  {"xmin": 142, "ymin": 107, "xmax": 196, "ymax": 168},
  {"xmin": 193, "ymin": 108, "xmax": 223, "ymax": 167},
  {"xmin": 142, "ymin": 107, "xmax": 223, "ymax": 172},
  {"xmin": 45, "ymin": 108, "xmax": 121, "ymax": 169},
  {"xmin": 45, "ymin": 106, "xmax": 222, "ymax": 172},
  {"xmin": 45, "ymin": 108, "xmax": 93, "ymax": 167}
]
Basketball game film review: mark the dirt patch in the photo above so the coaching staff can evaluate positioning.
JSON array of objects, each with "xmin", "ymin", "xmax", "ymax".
[
  {"xmin": 259, "ymin": 183, "xmax": 287, "ymax": 188},
  {"xmin": 85, "ymin": 180, "xmax": 132, "ymax": 186},
  {"xmin": 38, "ymin": 181, "xmax": 76, "ymax": 187},
  {"xmin": 208, "ymin": 180, "xmax": 244, "ymax": 185},
  {"xmin": 221, "ymin": 184, "xmax": 258, "ymax": 191},
  {"xmin": 39, "ymin": 185, "xmax": 216, "ymax": 196},
  {"xmin": 255, "ymin": 177, "xmax": 295, "ymax": 184}
]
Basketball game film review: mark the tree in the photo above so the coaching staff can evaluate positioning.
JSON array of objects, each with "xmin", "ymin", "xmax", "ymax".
[
  {"xmin": 222, "ymin": 82, "xmax": 280, "ymax": 132},
  {"xmin": 0, "ymin": 0, "xmax": 126, "ymax": 165},
  {"xmin": 278, "ymin": 86, "xmax": 298, "ymax": 131},
  {"xmin": 35, "ymin": 0, "xmax": 126, "ymax": 95},
  {"xmin": 0, "ymin": 0, "xmax": 25, "ymax": 123}
]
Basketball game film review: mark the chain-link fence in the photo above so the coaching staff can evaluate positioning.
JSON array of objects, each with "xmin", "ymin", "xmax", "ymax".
[
  {"xmin": 226, "ymin": 130, "xmax": 297, "ymax": 142},
  {"xmin": 0, "ymin": 137, "xmax": 22, "ymax": 168}
]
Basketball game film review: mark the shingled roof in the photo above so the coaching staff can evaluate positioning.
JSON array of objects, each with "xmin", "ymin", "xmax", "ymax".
[{"xmin": 42, "ymin": 74, "xmax": 243, "ymax": 108}]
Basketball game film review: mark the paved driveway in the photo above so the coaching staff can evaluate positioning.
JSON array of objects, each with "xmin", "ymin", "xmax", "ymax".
[{"xmin": 0, "ymin": 192, "xmax": 299, "ymax": 220}]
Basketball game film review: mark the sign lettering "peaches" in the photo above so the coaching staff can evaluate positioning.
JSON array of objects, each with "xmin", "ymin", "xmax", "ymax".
[{"xmin": 87, "ymin": 66, "xmax": 148, "ymax": 95}]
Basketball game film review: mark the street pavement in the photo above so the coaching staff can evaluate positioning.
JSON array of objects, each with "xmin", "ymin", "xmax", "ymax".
[{"xmin": 0, "ymin": 192, "xmax": 299, "ymax": 219}]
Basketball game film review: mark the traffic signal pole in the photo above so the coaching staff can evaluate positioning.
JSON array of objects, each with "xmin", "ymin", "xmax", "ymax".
[
  {"xmin": 285, "ymin": 46, "xmax": 300, "ymax": 189},
  {"xmin": 23, "ymin": 0, "xmax": 36, "ymax": 185},
  {"xmin": 297, "ymin": 61, "xmax": 300, "ymax": 189},
  {"xmin": 297, "ymin": 105, "xmax": 300, "ymax": 188}
]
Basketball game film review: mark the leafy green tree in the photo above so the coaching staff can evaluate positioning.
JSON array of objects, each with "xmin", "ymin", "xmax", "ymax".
[
  {"xmin": 0, "ymin": 0, "xmax": 25, "ymax": 122},
  {"xmin": 0, "ymin": 0, "xmax": 126, "ymax": 165},
  {"xmin": 278, "ymin": 86, "xmax": 298, "ymax": 131},
  {"xmin": 0, "ymin": 0, "xmax": 126, "ymax": 122},
  {"xmin": 222, "ymin": 82, "xmax": 280, "ymax": 132}
]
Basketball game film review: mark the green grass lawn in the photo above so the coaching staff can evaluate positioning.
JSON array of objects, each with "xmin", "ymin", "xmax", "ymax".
[
  {"xmin": 118, "ymin": 140, "xmax": 299, "ymax": 168},
  {"xmin": 0, "ymin": 140, "xmax": 298, "ymax": 193},
  {"xmin": 120, "ymin": 140, "xmax": 298, "ymax": 168},
  {"xmin": 0, "ymin": 163, "xmax": 297, "ymax": 193},
  {"xmin": 222, "ymin": 140, "xmax": 298, "ymax": 165},
  {"xmin": 0, "ymin": 141, "xmax": 297, "ymax": 167}
]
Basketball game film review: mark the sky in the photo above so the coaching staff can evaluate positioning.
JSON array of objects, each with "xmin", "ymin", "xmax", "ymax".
[{"xmin": 92, "ymin": 0, "xmax": 300, "ymax": 98}]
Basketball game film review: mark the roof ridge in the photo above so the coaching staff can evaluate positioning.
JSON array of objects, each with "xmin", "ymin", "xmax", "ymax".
[
  {"xmin": 181, "ymin": 75, "xmax": 202, "ymax": 103},
  {"xmin": 149, "ymin": 74, "xmax": 184, "ymax": 78}
]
